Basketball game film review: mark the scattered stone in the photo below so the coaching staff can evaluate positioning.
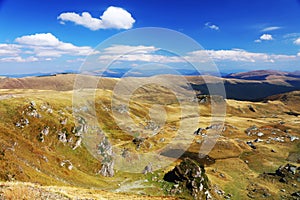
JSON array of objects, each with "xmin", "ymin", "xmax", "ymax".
[
  {"xmin": 30, "ymin": 101, "xmax": 36, "ymax": 107},
  {"xmin": 246, "ymin": 141, "xmax": 256, "ymax": 149},
  {"xmin": 248, "ymin": 105, "xmax": 256, "ymax": 112},
  {"xmin": 41, "ymin": 126, "xmax": 49, "ymax": 136},
  {"xmin": 245, "ymin": 125, "xmax": 258, "ymax": 136},
  {"xmin": 113, "ymin": 104, "xmax": 127, "ymax": 114},
  {"xmin": 142, "ymin": 163, "xmax": 153, "ymax": 174},
  {"xmin": 144, "ymin": 120, "xmax": 159, "ymax": 131},
  {"xmin": 289, "ymin": 135, "xmax": 299, "ymax": 142},
  {"xmin": 194, "ymin": 128, "xmax": 205, "ymax": 135},
  {"xmin": 60, "ymin": 118, "xmax": 67, "ymax": 125},
  {"xmin": 58, "ymin": 131, "xmax": 67, "ymax": 144},
  {"xmin": 291, "ymin": 191, "xmax": 300, "ymax": 197},
  {"xmin": 60, "ymin": 160, "xmax": 73, "ymax": 170},
  {"xmin": 257, "ymin": 132, "xmax": 264, "ymax": 137},
  {"xmin": 72, "ymin": 137, "xmax": 82, "ymax": 150},
  {"xmin": 263, "ymin": 192, "xmax": 271, "ymax": 197},
  {"xmin": 15, "ymin": 118, "xmax": 29, "ymax": 128},
  {"xmin": 271, "ymin": 137, "xmax": 285, "ymax": 143},
  {"xmin": 254, "ymin": 138, "xmax": 264, "ymax": 143}
]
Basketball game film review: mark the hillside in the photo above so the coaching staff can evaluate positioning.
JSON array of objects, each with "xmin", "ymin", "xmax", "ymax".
[
  {"xmin": 0, "ymin": 74, "xmax": 300, "ymax": 199},
  {"xmin": 1, "ymin": 70, "xmax": 300, "ymax": 101}
]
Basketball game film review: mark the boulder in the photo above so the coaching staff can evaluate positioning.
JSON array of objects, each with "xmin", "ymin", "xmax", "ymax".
[{"xmin": 164, "ymin": 158, "xmax": 212, "ymax": 199}]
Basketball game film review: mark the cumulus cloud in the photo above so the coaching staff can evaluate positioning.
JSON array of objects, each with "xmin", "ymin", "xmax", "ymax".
[
  {"xmin": 261, "ymin": 26, "xmax": 281, "ymax": 32},
  {"xmin": 15, "ymin": 33, "xmax": 60, "ymax": 46},
  {"xmin": 58, "ymin": 6, "xmax": 135, "ymax": 30},
  {"xmin": 294, "ymin": 37, "xmax": 300, "ymax": 45},
  {"xmin": 205, "ymin": 22, "xmax": 220, "ymax": 31},
  {"xmin": 15, "ymin": 33, "xmax": 97, "ymax": 57},
  {"xmin": 260, "ymin": 34, "xmax": 273, "ymax": 41},
  {"xmin": 96, "ymin": 45, "xmax": 297, "ymax": 65}
]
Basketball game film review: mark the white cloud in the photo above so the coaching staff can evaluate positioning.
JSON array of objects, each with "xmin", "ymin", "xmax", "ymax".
[
  {"xmin": 0, "ymin": 44, "xmax": 21, "ymax": 56},
  {"xmin": 98, "ymin": 45, "xmax": 184, "ymax": 63},
  {"xmin": 205, "ymin": 22, "xmax": 220, "ymax": 31},
  {"xmin": 14, "ymin": 33, "xmax": 97, "ymax": 57},
  {"xmin": 96, "ymin": 45, "xmax": 297, "ymax": 65},
  {"xmin": 294, "ymin": 37, "xmax": 300, "ymax": 45},
  {"xmin": 260, "ymin": 34, "xmax": 273, "ymax": 41},
  {"xmin": 0, "ymin": 56, "xmax": 38, "ymax": 63},
  {"xmin": 254, "ymin": 39, "xmax": 261, "ymax": 43},
  {"xmin": 15, "ymin": 33, "xmax": 60, "ymax": 46},
  {"xmin": 58, "ymin": 6, "xmax": 135, "ymax": 30},
  {"xmin": 185, "ymin": 49, "xmax": 296, "ymax": 63},
  {"xmin": 103, "ymin": 45, "xmax": 159, "ymax": 55},
  {"xmin": 261, "ymin": 26, "xmax": 281, "ymax": 32}
]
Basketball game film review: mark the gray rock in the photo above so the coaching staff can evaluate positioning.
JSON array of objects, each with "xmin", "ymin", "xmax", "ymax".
[
  {"xmin": 257, "ymin": 132, "xmax": 264, "ymax": 137},
  {"xmin": 143, "ymin": 163, "xmax": 153, "ymax": 174}
]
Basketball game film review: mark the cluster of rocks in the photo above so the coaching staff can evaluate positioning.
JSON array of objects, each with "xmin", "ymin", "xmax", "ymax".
[
  {"xmin": 245, "ymin": 125, "xmax": 299, "ymax": 148},
  {"xmin": 193, "ymin": 94, "xmax": 225, "ymax": 104},
  {"xmin": 24, "ymin": 101, "xmax": 42, "ymax": 118},
  {"xmin": 15, "ymin": 102, "xmax": 48, "ymax": 135},
  {"xmin": 40, "ymin": 103, "xmax": 53, "ymax": 113},
  {"xmin": 247, "ymin": 183, "xmax": 272, "ymax": 199},
  {"xmin": 273, "ymin": 163, "xmax": 300, "ymax": 183},
  {"xmin": 112, "ymin": 104, "xmax": 127, "ymax": 114},
  {"xmin": 15, "ymin": 101, "xmax": 42, "ymax": 128},
  {"xmin": 213, "ymin": 185, "xmax": 232, "ymax": 199},
  {"xmin": 97, "ymin": 136, "xmax": 114, "ymax": 177},
  {"xmin": 71, "ymin": 117, "xmax": 87, "ymax": 150},
  {"xmin": 260, "ymin": 163, "xmax": 300, "ymax": 199},
  {"xmin": 15, "ymin": 118, "xmax": 29, "ymax": 128},
  {"xmin": 144, "ymin": 120, "xmax": 160, "ymax": 132},
  {"xmin": 38, "ymin": 126, "xmax": 49, "ymax": 143},
  {"xmin": 194, "ymin": 123, "xmax": 225, "ymax": 136},
  {"xmin": 57, "ymin": 130, "xmax": 68, "ymax": 144},
  {"xmin": 164, "ymin": 158, "xmax": 213, "ymax": 199}
]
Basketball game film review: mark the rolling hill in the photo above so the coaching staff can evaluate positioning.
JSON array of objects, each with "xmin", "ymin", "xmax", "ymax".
[{"xmin": 0, "ymin": 72, "xmax": 300, "ymax": 199}]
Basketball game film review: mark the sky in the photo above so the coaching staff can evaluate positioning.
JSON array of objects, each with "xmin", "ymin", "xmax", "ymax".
[{"xmin": 0, "ymin": 0, "xmax": 300, "ymax": 75}]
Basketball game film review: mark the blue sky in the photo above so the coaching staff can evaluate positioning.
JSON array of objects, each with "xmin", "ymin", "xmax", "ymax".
[{"xmin": 0, "ymin": 0, "xmax": 300, "ymax": 75}]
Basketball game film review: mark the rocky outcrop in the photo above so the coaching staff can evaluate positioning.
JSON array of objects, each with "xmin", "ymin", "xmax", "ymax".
[
  {"xmin": 97, "ymin": 137, "xmax": 114, "ymax": 177},
  {"xmin": 164, "ymin": 158, "xmax": 213, "ymax": 199}
]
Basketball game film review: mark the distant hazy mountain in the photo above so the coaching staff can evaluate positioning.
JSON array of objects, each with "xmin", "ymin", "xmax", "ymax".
[
  {"xmin": 224, "ymin": 70, "xmax": 300, "ymax": 80},
  {"xmin": 1, "ymin": 69, "xmax": 300, "ymax": 101}
]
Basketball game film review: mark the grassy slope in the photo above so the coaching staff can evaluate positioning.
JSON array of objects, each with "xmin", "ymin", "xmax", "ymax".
[{"xmin": 0, "ymin": 76, "xmax": 300, "ymax": 199}]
